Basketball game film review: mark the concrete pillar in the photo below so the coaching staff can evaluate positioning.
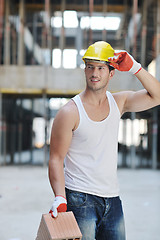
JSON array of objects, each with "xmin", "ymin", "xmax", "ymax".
[
  {"xmin": 18, "ymin": 0, "xmax": 25, "ymax": 65},
  {"xmin": 43, "ymin": 92, "xmax": 48, "ymax": 167},
  {"xmin": 132, "ymin": 0, "xmax": 138, "ymax": 59},
  {"xmin": 152, "ymin": 108, "xmax": 158, "ymax": 169},
  {"xmin": 11, "ymin": 16, "xmax": 17, "ymax": 65},
  {"xmin": 0, "ymin": 96, "xmax": 7, "ymax": 165},
  {"xmin": 76, "ymin": 17, "xmax": 82, "ymax": 67},
  {"xmin": 10, "ymin": 100, "xmax": 16, "ymax": 164},
  {"xmin": 45, "ymin": 0, "xmax": 52, "ymax": 65},
  {"xmin": 102, "ymin": 0, "xmax": 107, "ymax": 41},
  {"xmin": 3, "ymin": 118, "xmax": 7, "ymax": 165},
  {"xmin": 30, "ymin": 99, "xmax": 34, "ymax": 164},
  {"xmin": 18, "ymin": 99, "xmax": 22, "ymax": 163},
  {"xmin": 89, "ymin": 0, "xmax": 93, "ymax": 45},
  {"xmin": 0, "ymin": 92, "xmax": 2, "ymax": 165},
  {"xmin": 130, "ymin": 112, "xmax": 136, "ymax": 168},
  {"xmin": 151, "ymin": 0, "xmax": 160, "ymax": 169},
  {"xmin": 122, "ymin": 119, "xmax": 127, "ymax": 167},
  {"xmin": 59, "ymin": 0, "xmax": 65, "ymax": 68},
  {"xmin": 156, "ymin": 0, "xmax": 160, "ymax": 81},
  {"xmin": 32, "ymin": 13, "xmax": 37, "ymax": 64},
  {"xmin": 124, "ymin": 0, "xmax": 130, "ymax": 52},
  {"xmin": 156, "ymin": 0, "xmax": 160, "ymax": 57},
  {"xmin": 0, "ymin": 0, "xmax": 4, "ymax": 64},
  {"xmin": 4, "ymin": 0, "xmax": 10, "ymax": 65}
]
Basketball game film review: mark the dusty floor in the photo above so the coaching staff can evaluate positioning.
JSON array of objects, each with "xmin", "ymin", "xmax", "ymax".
[{"xmin": 0, "ymin": 166, "xmax": 160, "ymax": 240}]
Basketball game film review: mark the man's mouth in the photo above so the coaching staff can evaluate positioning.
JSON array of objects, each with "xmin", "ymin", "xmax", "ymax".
[{"xmin": 91, "ymin": 78, "xmax": 100, "ymax": 82}]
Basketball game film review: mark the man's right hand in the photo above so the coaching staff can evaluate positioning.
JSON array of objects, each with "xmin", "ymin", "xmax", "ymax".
[{"xmin": 49, "ymin": 195, "xmax": 67, "ymax": 218}]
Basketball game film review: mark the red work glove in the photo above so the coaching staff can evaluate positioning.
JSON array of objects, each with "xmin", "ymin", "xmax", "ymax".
[
  {"xmin": 108, "ymin": 50, "xmax": 142, "ymax": 75},
  {"xmin": 49, "ymin": 195, "xmax": 67, "ymax": 218}
]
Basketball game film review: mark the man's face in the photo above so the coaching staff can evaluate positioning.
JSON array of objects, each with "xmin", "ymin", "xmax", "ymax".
[{"xmin": 85, "ymin": 61, "xmax": 113, "ymax": 92}]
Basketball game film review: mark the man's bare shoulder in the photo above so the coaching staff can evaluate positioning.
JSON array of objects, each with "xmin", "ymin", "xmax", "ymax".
[
  {"xmin": 112, "ymin": 91, "xmax": 131, "ymax": 101},
  {"xmin": 58, "ymin": 99, "xmax": 78, "ymax": 117},
  {"xmin": 54, "ymin": 98, "xmax": 79, "ymax": 130}
]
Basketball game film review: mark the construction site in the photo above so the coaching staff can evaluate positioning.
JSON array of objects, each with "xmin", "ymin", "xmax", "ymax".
[{"xmin": 0, "ymin": 0, "xmax": 160, "ymax": 239}]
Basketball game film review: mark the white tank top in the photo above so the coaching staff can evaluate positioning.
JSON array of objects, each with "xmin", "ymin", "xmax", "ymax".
[{"xmin": 64, "ymin": 91, "xmax": 120, "ymax": 197}]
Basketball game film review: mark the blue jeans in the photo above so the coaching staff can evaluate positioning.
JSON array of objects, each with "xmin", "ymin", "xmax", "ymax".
[{"xmin": 66, "ymin": 188, "xmax": 126, "ymax": 240}]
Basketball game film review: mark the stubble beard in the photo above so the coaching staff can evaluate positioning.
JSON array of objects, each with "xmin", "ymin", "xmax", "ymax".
[{"xmin": 87, "ymin": 79, "xmax": 109, "ymax": 93}]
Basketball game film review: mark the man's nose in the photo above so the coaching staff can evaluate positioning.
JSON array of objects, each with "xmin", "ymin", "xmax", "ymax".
[{"xmin": 92, "ymin": 67, "xmax": 99, "ymax": 75}]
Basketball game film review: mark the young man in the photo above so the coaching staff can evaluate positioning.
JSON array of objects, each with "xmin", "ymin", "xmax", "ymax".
[{"xmin": 48, "ymin": 41, "xmax": 160, "ymax": 240}]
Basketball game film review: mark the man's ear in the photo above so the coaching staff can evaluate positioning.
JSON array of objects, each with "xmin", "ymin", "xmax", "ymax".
[{"xmin": 109, "ymin": 69, "xmax": 115, "ymax": 79}]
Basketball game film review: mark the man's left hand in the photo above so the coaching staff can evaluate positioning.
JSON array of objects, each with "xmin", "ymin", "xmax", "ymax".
[{"xmin": 108, "ymin": 50, "xmax": 142, "ymax": 75}]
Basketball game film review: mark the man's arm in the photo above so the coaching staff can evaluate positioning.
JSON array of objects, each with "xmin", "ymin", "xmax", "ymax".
[
  {"xmin": 48, "ymin": 100, "xmax": 78, "ymax": 197},
  {"xmin": 110, "ymin": 51, "xmax": 160, "ymax": 114},
  {"xmin": 121, "ymin": 68, "xmax": 160, "ymax": 114}
]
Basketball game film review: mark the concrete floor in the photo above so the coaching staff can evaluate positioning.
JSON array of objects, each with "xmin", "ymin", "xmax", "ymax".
[{"xmin": 0, "ymin": 166, "xmax": 160, "ymax": 240}]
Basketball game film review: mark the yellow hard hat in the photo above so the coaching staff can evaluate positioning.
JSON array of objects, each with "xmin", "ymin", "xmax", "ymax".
[{"xmin": 82, "ymin": 41, "xmax": 114, "ymax": 63}]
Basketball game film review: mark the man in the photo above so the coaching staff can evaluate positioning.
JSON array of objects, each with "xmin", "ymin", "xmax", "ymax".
[{"xmin": 48, "ymin": 41, "xmax": 160, "ymax": 240}]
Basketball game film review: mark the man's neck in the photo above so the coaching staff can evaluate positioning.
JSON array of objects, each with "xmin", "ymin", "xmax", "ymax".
[{"xmin": 80, "ymin": 89, "xmax": 108, "ymax": 106}]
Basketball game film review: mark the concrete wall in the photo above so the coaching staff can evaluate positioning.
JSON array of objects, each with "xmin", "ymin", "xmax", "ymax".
[{"xmin": 0, "ymin": 66, "xmax": 143, "ymax": 95}]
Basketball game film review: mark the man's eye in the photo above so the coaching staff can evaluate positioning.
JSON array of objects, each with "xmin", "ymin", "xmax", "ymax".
[
  {"xmin": 87, "ymin": 66, "xmax": 93, "ymax": 69},
  {"xmin": 99, "ymin": 67, "xmax": 104, "ymax": 70}
]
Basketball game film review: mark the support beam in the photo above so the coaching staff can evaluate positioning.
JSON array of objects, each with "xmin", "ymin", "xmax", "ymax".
[
  {"xmin": 156, "ymin": 0, "xmax": 160, "ymax": 57},
  {"xmin": 45, "ymin": 0, "xmax": 52, "ymax": 65},
  {"xmin": 18, "ymin": 0, "xmax": 25, "ymax": 65},
  {"xmin": 89, "ymin": 0, "xmax": 94, "ymax": 45},
  {"xmin": 141, "ymin": 0, "xmax": 147, "ymax": 67},
  {"xmin": 102, "ymin": 0, "xmax": 107, "ymax": 41},
  {"xmin": 76, "ymin": 16, "xmax": 82, "ymax": 67},
  {"xmin": 59, "ymin": 0, "xmax": 65, "ymax": 68},
  {"xmin": 0, "ymin": 0, "xmax": 4, "ymax": 64},
  {"xmin": 23, "ymin": 3, "xmax": 125, "ymax": 13},
  {"xmin": 132, "ymin": 0, "xmax": 138, "ymax": 59},
  {"xmin": 43, "ymin": 91, "xmax": 48, "ymax": 167},
  {"xmin": 0, "ymin": 92, "xmax": 2, "ymax": 165},
  {"xmin": 130, "ymin": 112, "xmax": 136, "ymax": 169},
  {"xmin": 151, "ymin": 0, "xmax": 160, "ymax": 169},
  {"xmin": 4, "ymin": 0, "xmax": 10, "ymax": 65},
  {"xmin": 122, "ymin": 119, "xmax": 127, "ymax": 167},
  {"xmin": 18, "ymin": 99, "xmax": 22, "ymax": 163},
  {"xmin": 152, "ymin": 108, "xmax": 158, "ymax": 169}
]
